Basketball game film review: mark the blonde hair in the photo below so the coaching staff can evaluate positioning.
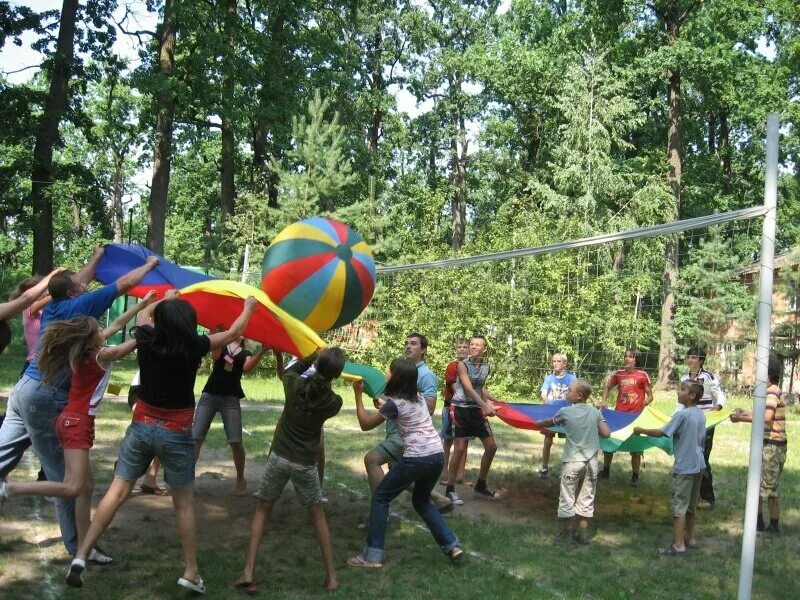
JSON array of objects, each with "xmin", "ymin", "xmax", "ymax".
[
  {"xmin": 37, "ymin": 317, "xmax": 101, "ymax": 386},
  {"xmin": 551, "ymin": 353, "xmax": 568, "ymax": 363},
  {"xmin": 573, "ymin": 378, "xmax": 593, "ymax": 400}
]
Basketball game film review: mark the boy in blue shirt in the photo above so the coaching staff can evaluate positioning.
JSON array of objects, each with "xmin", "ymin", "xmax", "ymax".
[
  {"xmin": 634, "ymin": 381, "xmax": 706, "ymax": 555},
  {"xmin": 538, "ymin": 353, "xmax": 576, "ymax": 479}
]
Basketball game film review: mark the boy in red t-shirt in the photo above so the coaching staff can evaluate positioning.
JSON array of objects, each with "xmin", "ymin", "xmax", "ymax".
[
  {"xmin": 441, "ymin": 339, "xmax": 470, "ymax": 482},
  {"xmin": 598, "ymin": 348, "xmax": 652, "ymax": 486}
]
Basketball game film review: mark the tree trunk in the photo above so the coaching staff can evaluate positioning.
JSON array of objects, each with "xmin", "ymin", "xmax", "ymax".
[
  {"xmin": 112, "ymin": 152, "xmax": 125, "ymax": 242},
  {"xmin": 708, "ymin": 111, "xmax": 716, "ymax": 153},
  {"xmin": 30, "ymin": 0, "xmax": 79, "ymax": 273},
  {"xmin": 657, "ymin": 2, "xmax": 683, "ymax": 387},
  {"xmin": 220, "ymin": 0, "xmax": 237, "ymax": 219},
  {"xmin": 147, "ymin": 0, "xmax": 177, "ymax": 254},
  {"xmin": 367, "ymin": 28, "xmax": 383, "ymax": 156},
  {"xmin": 450, "ymin": 116, "xmax": 467, "ymax": 251},
  {"xmin": 719, "ymin": 109, "xmax": 732, "ymax": 194},
  {"xmin": 71, "ymin": 197, "xmax": 82, "ymax": 237}
]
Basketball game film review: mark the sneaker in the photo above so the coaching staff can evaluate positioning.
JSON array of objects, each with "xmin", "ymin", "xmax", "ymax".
[
  {"xmin": 696, "ymin": 499, "xmax": 715, "ymax": 509},
  {"xmin": 629, "ymin": 474, "xmax": 640, "ymax": 487},
  {"xmin": 446, "ymin": 491, "xmax": 464, "ymax": 506},
  {"xmin": 538, "ymin": 468, "xmax": 549, "ymax": 480},
  {"xmin": 474, "ymin": 486, "xmax": 500, "ymax": 500},
  {"xmin": 66, "ymin": 558, "xmax": 86, "ymax": 588},
  {"xmin": 757, "ymin": 517, "xmax": 767, "ymax": 532},
  {"xmin": 598, "ymin": 469, "xmax": 610, "ymax": 479}
]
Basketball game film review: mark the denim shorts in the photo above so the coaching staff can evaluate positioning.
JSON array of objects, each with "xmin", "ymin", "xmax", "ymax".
[
  {"xmin": 115, "ymin": 421, "xmax": 195, "ymax": 488},
  {"xmin": 439, "ymin": 404, "xmax": 454, "ymax": 441},
  {"xmin": 255, "ymin": 452, "xmax": 322, "ymax": 507}
]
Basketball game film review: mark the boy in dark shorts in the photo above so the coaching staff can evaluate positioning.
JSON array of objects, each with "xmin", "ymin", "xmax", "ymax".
[
  {"xmin": 444, "ymin": 335, "xmax": 503, "ymax": 504},
  {"xmin": 634, "ymin": 381, "xmax": 706, "ymax": 555},
  {"xmin": 441, "ymin": 339, "xmax": 470, "ymax": 482}
]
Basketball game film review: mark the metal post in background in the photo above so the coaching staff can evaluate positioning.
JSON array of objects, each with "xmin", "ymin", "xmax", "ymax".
[{"xmin": 737, "ymin": 113, "xmax": 780, "ymax": 600}]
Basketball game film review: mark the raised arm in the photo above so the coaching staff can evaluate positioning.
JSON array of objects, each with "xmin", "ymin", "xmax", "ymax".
[
  {"xmin": 206, "ymin": 297, "xmax": 258, "ymax": 350},
  {"xmin": 353, "ymin": 380, "xmax": 385, "ymax": 431},
  {"xmin": 75, "ymin": 245, "xmax": 105, "ymax": 286},
  {"xmin": 243, "ymin": 346, "xmax": 269, "ymax": 373},
  {"xmin": 102, "ymin": 291, "xmax": 157, "ymax": 340},
  {"xmin": 116, "ymin": 256, "xmax": 160, "ymax": 296},
  {"xmin": 0, "ymin": 267, "xmax": 64, "ymax": 321},
  {"xmin": 97, "ymin": 339, "xmax": 138, "ymax": 369}
]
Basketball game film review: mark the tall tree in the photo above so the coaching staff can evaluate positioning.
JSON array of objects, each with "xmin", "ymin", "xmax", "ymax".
[
  {"xmin": 30, "ymin": 0, "xmax": 79, "ymax": 273},
  {"xmin": 147, "ymin": 0, "xmax": 178, "ymax": 254},
  {"xmin": 220, "ymin": 0, "xmax": 237, "ymax": 219}
]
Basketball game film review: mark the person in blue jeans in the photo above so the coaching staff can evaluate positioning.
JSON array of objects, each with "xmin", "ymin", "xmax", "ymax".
[
  {"xmin": 0, "ymin": 247, "xmax": 158, "ymax": 560},
  {"xmin": 349, "ymin": 358, "xmax": 463, "ymax": 568},
  {"xmin": 66, "ymin": 294, "xmax": 257, "ymax": 593}
]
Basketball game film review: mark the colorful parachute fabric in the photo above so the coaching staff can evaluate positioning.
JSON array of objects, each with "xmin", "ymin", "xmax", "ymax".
[
  {"xmin": 95, "ymin": 244, "xmax": 212, "ymax": 299},
  {"xmin": 494, "ymin": 402, "xmax": 731, "ymax": 455},
  {"xmin": 178, "ymin": 280, "xmax": 325, "ymax": 359},
  {"xmin": 340, "ymin": 362, "xmax": 387, "ymax": 399}
]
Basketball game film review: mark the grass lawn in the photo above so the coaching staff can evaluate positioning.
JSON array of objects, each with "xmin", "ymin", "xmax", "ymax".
[{"xmin": 0, "ymin": 349, "xmax": 797, "ymax": 599}]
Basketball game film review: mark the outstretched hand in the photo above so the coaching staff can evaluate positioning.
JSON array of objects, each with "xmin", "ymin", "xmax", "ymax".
[{"xmin": 244, "ymin": 296, "xmax": 258, "ymax": 311}]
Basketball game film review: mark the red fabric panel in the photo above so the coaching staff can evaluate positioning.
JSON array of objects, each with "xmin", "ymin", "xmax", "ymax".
[{"xmin": 261, "ymin": 252, "xmax": 337, "ymax": 303}]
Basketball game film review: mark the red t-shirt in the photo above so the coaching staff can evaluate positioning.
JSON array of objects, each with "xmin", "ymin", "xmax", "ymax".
[
  {"xmin": 609, "ymin": 369, "xmax": 651, "ymax": 412},
  {"xmin": 64, "ymin": 352, "xmax": 111, "ymax": 417},
  {"xmin": 443, "ymin": 361, "xmax": 459, "ymax": 405}
]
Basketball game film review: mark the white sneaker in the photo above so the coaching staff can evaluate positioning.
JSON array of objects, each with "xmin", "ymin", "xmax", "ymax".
[
  {"xmin": 66, "ymin": 558, "xmax": 85, "ymax": 588},
  {"xmin": 446, "ymin": 491, "xmax": 464, "ymax": 506}
]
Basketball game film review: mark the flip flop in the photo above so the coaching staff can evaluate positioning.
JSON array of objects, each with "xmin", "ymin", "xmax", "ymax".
[
  {"xmin": 660, "ymin": 544, "xmax": 689, "ymax": 556},
  {"xmin": 234, "ymin": 579, "xmax": 258, "ymax": 594},
  {"xmin": 178, "ymin": 577, "xmax": 206, "ymax": 594},
  {"xmin": 88, "ymin": 546, "xmax": 114, "ymax": 565},
  {"xmin": 347, "ymin": 555, "xmax": 384, "ymax": 568},
  {"xmin": 141, "ymin": 484, "xmax": 169, "ymax": 496}
]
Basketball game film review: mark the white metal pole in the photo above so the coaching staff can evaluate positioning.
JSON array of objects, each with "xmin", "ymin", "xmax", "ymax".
[
  {"xmin": 737, "ymin": 114, "xmax": 780, "ymax": 600},
  {"xmin": 241, "ymin": 244, "xmax": 251, "ymax": 284}
]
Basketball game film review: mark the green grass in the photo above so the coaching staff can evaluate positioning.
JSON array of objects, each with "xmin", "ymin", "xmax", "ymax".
[{"xmin": 0, "ymin": 359, "xmax": 798, "ymax": 599}]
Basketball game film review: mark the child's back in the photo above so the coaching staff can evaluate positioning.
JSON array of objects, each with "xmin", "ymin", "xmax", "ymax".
[
  {"xmin": 555, "ymin": 403, "xmax": 603, "ymax": 462},
  {"xmin": 664, "ymin": 406, "xmax": 706, "ymax": 474}
]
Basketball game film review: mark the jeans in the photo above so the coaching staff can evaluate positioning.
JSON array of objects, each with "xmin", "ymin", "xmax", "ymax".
[
  {"xmin": 0, "ymin": 375, "xmax": 77, "ymax": 554},
  {"xmin": 364, "ymin": 452, "xmax": 459, "ymax": 563}
]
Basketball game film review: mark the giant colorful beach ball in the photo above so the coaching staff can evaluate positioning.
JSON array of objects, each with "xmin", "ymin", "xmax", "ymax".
[{"xmin": 261, "ymin": 217, "xmax": 376, "ymax": 332}]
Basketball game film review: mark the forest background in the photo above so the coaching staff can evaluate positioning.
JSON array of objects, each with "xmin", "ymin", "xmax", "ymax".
[{"xmin": 1, "ymin": 0, "xmax": 799, "ymax": 393}]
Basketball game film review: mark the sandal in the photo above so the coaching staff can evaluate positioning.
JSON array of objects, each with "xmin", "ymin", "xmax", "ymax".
[
  {"xmin": 88, "ymin": 546, "xmax": 114, "ymax": 565},
  {"xmin": 347, "ymin": 555, "xmax": 384, "ymax": 568},
  {"xmin": 234, "ymin": 578, "xmax": 258, "ymax": 594},
  {"xmin": 449, "ymin": 547, "xmax": 464, "ymax": 563},
  {"xmin": 177, "ymin": 576, "xmax": 206, "ymax": 594},
  {"xmin": 660, "ymin": 544, "xmax": 689, "ymax": 556}
]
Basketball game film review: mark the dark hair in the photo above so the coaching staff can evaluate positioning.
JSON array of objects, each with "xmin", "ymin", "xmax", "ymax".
[
  {"xmin": 133, "ymin": 299, "xmax": 198, "ymax": 361},
  {"xmin": 407, "ymin": 332, "xmax": 428, "ymax": 359},
  {"xmin": 624, "ymin": 347, "xmax": 640, "ymax": 368},
  {"xmin": 9, "ymin": 275, "xmax": 43, "ymax": 301},
  {"xmin": 296, "ymin": 347, "xmax": 346, "ymax": 411},
  {"xmin": 768, "ymin": 353, "xmax": 783, "ymax": 386},
  {"xmin": 471, "ymin": 334, "xmax": 487, "ymax": 344},
  {"xmin": 686, "ymin": 346, "xmax": 707, "ymax": 366},
  {"xmin": 681, "ymin": 381, "xmax": 705, "ymax": 403},
  {"xmin": 48, "ymin": 271, "xmax": 77, "ymax": 301},
  {"xmin": 384, "ymin": 358, "xmax": 420, "ymax": 401}
]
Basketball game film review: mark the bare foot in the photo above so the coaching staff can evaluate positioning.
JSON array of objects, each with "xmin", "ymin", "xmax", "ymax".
[
  {"xmin": 234, "ymin": 480, "xmax": 247, "ymax": 497},
  {"xmin": 323, "ymin": 576, "xmax": 339, "ymax": 590}
]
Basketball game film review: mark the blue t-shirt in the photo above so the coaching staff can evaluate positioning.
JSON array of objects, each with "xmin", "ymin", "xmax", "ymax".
[
  {"xmin": 25, "ymin": 283, "xmax": 119, "ymax": 390},
  {"xmin": 541, "ymin": 372, "xmax": 577, "ymax": 403},
  {"xmin": 661, "ymin": 405, "xmax": 706, "ymax": 475}
]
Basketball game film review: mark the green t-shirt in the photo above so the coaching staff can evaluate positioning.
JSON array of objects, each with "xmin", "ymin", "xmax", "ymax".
[{"xmin": 553, "ymin": 403, "xmax": 603, "ymax": 463}]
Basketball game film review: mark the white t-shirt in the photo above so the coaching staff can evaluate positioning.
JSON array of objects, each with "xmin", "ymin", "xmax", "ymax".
[{"xmin": 379, "ymin": 393, "xmax": 443, "ymax": 458}]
